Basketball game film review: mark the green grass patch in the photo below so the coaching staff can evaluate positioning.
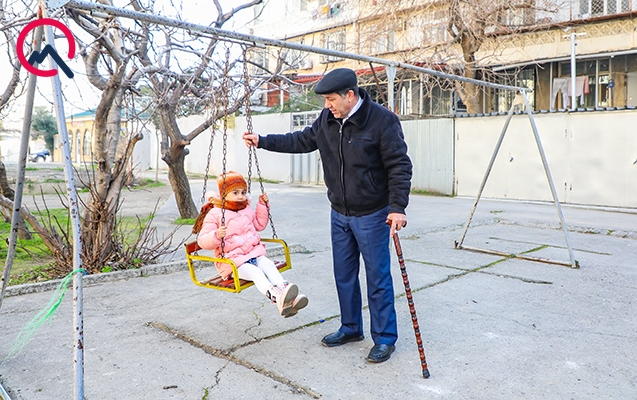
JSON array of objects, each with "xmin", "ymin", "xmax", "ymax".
[
  {"xmin": 410, "ymin": 189, "xmax": 451, "ymax": 197},
  {"xmin": 132, "ymin": 178, "xmax": 165, "ymax": 189},
  {"xmin": 0, "ymin": 217, "xmax": 58, "ymax": 284},
  {"xmin": 2, "ymin": 208, "xmax": 153, "ymax": 285},
  {"xmin": 186, "ymin": 172, "xmax": 208, "ymax": 179},
  {"xmin": 175, "ymin": 217, "xmax": 195, "ymax": 225},
  {"xmin": 257, "ymin": 178, "xmax": 279, "ymax": 184}
]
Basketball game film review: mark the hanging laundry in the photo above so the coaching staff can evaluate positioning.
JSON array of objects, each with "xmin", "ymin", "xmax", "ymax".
[
  {"xmin": 551, "ymin": 77, "xmax": 570, "ymax": 109},
  {"xmin": 552, "ymin": 76, "xmax": 590, "ymax": 108},
  {"xmin": 573, "ymin": 76, "xmax": 590, "ymax": 106}
]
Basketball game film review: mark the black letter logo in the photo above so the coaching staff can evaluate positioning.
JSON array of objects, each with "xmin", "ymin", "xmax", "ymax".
[{"xmin": 27, "ymin": 44, "xmax": 74, "ymax": 79}]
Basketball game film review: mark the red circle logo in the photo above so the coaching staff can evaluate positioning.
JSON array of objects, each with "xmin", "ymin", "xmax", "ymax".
[{"xmin": 17, "ymin": 18, "xmax": 76, "ymax": 77}]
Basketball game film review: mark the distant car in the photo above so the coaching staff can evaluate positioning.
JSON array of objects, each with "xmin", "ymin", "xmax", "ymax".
[{"xmin": 29, "ymin": 149, "xmax": 50, "ymax": 162}]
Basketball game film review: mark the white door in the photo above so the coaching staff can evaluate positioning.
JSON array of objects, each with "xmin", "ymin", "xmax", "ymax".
[{"xmin": 626, "ymin": 72, "xmax": 637, "ymax": 106}]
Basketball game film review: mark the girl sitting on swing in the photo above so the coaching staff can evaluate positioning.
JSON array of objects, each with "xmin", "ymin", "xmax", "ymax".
[{"xmin": 193, "ymin": 171, "xmax": 308, "ymax": 317}]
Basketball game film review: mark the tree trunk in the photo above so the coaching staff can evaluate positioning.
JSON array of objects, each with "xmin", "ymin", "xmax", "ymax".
[
  {"xmin": 167, "ymin": 147, "xmax": 198, "ymax": 219},
  {"xmin": 460, "ymin": 80, "xmax": 481, "ymax": 114},
  {"xmin": 159, "ymin": 105, "xmax": 198, "ymax": 219},
  {"xmin": 80, "ymin": 78, "xmax": 128, "ymax": 272},
  {"xmin": 458, "ymin": 29, "xmax": 482, "ymax": 114},
  {"xmin": 0, "ymin": 162, "xmax": 32, "ymax": 240}
]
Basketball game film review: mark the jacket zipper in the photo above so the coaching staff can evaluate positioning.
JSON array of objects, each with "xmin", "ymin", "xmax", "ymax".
[{"xmin": 338, "ymin": 121, "xmax": 349, "ymax": 215}]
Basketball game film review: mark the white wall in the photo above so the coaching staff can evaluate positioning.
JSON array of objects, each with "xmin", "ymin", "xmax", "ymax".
[
  {"xmin": 178, "ymin": 108, "xmax": 637, "ymax": 209},
  {"xmin": 179, "ymin": 113, "xmax": 293, "ymax": 182},
  {"xmin": 402, "ymin": 118, "xmax": 455, "ymax": 195},
  {"xmin": 455, "ymin": 110, "xmax": 637, "ymax": 208},
  {"xmin": 131, "ymin": 127, "xmax": 152, "ymax": 172}
]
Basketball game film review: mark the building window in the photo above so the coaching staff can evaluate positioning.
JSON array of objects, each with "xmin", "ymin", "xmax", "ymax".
[
  {"xmin": 579, "ymin": 0, "xmax": 629, "ymax": 17},
  {"xmin": 292, "ymin": 111, "xmax": 320, "ymax": 130},
  {"xmin": 559, "ymin": 58, "xmax": 610, "ymax": 108},
  {"xmin": 83, "ymin": 129, "xmax": 91, "ymax": 156},
  {"xmin": 284, "ymin": 47, "xmax": 313, "ymax": 70},
  {"xmin": 250, "ymin": 48, "xmax": 269, "ymax": 75},
  {"xmin": 423, "ymin": 9, "xmax": 449, "ymax": 45},
  {"xmin": 371, "ymin": 31, "xmax": 395, "ymax": 54},
  {"xmin": 497, "ymin": 0, "xmax": 536, "ymax": 27},
  {"xmin": 321, "ymin": 30, "xmax": 345, "ymax": 63},
  {"xmin": 253, "ymin": 2, "xmax": 264, "ymax": 20},
  {"xmin": 493, "ymin": 67, "xmax": 536, "ymax": 112}
]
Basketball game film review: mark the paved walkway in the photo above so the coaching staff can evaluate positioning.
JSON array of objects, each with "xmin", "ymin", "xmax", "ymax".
[{"xmin": 1, "ymin": 174, "xmax": 636, "ymax": 399}]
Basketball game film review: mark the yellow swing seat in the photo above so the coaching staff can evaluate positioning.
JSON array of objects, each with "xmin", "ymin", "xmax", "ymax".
[{"xmin": 184, "ymin": 238, "xmax": 292, "ymax": 293}]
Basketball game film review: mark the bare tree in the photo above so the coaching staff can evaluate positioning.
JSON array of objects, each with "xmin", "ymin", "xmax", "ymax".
[
  {"xmin": 135, "ymin": 0, "xmax": 267, "ymax": 219},
  {"xmin": 0, "ymin": 0, "xmax": 35, "ymax": 240},
  {"xmin": 352, "ymin": 0, "xmax": 563, "ymax": 113},
  {"xmin": 63, "ymin": 0, "xmax": 159, "ymax": 270},
  {"xmin": 0, "ymin": 0, "xmax": 181, "ymax": 280},
  {"xmin": 0, "ymin": 0, "xmax": 32, "ymax": 113}
]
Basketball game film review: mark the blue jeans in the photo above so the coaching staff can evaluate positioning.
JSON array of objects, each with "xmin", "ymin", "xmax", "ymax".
[{"xmin": 331, "ymin": 206, "xmax": 398, "ymax": 345}]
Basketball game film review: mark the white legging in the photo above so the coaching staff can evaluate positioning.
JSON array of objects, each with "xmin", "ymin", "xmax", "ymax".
[{"xmin": 237, "ymin": 256, "xmax": 285, "ymax": 296}]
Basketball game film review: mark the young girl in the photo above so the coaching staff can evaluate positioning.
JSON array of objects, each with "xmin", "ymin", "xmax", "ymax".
[{"xmin": 194, "ymin": 171, "xmax": 308, "ymax": 317}]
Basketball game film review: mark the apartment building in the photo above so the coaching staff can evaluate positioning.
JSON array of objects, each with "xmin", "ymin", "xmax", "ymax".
[{"xmin": 248, "ymin": 0, "xmax": 637, "ymax": 116}]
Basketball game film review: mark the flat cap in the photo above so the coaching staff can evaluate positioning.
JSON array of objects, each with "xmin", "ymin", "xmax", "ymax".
[{"xmin": 314, "ymin": 68, "xmax": 357, "ymax": 94}]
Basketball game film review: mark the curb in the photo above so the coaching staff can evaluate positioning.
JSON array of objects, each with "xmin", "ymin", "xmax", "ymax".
[
  {"xmin": 4, "ymin": 244, "xmax": 309, "ymax": 298},
  {"xmin": 4, "ymin": 261, "xmax": 188, "ymax": 298}
]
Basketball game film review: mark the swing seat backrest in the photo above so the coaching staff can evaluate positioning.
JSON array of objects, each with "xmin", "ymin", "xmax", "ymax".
[{"xmin": 184, "ymin": 238, "xmax": 291, "ymax": 293}]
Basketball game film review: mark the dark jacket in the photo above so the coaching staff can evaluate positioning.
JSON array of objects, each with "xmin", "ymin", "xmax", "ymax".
[{"xmin": 259, "ymin": 88, "xmax": 412, "ymax": 216}]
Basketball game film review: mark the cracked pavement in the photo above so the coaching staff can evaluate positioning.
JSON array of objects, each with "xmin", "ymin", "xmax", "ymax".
[{"xmin": 1, "ymin": 176, "xmax": 637, "ymax": 399}]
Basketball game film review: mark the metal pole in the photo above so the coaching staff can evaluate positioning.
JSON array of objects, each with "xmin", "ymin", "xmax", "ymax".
[
  {"xmin": 386, "ymin": 65, "xmax": 396, "ymax": 112},
  {"xmin": 570, "ymin": 33, "xmax": 576, "ymax": 111},
  {"xmin": 42, "ymin": 14, "xmax": 85, "ymax": 399},
  {"xmin": 0, "ymin": 26, "xmax": 43, "ymax": 311},
  {"xmin": 63, "ymin": 0, "xmax": 527, "ymax": 93},
  {"xmin": 0, "ymin": 380, "xmax": 12, "ymax": 400},
  {"xmin": 455, "ymin": 97, "xmax": 517, "ymax": 249},
  {"xmin": 520, "ymin": 91, "xmax": 578, "ymax": 268}
]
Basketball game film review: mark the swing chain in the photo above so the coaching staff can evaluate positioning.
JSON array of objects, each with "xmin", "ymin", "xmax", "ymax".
[
  {"xmin": 201, "ymin": 110, "xmax": 216, "ymax": 207},
  {"xmin": 219, "ymin": 45, "xmax": 232, "ymax": 257},
  {"xmin": 243, "ymin": 47, "xmax": 254, "ymax": 193},
  {"xmin": 253, "ymin": 144, "xmax": 277, "ymax": 238},
  {"xmin": 242, "ymin": 46, "xmax": 277, "ymax": 239}
]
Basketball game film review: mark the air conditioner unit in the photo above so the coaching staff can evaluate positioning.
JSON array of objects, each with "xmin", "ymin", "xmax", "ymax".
[
  {"xmin": 299, "ymin": 58, "xmax": 313, "ymax": 70},
  {"xmin": 250, "ymin": 91, "xmax": 264, "ymax": 105}
]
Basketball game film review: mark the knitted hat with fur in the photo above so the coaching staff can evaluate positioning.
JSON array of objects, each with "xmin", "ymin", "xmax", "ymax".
[{"xmin": 217, "ymin": 171, "xmax": 247, "ymax": 199}]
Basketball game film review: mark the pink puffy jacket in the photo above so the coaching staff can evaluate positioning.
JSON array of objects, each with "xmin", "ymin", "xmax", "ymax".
[{"xmin": 196, "ymin": 200, "xmax": 269, "ymax": 279}]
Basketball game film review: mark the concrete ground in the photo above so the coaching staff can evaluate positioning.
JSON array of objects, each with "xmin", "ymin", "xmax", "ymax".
[{"xmin": 1, "ymin": 169, "xmax": 636, "ymax": 399}]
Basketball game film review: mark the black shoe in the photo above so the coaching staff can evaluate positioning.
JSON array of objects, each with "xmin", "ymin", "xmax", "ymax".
[
  {"xmin": 321, "ymin": 331, "xmax": 364, "ymax": 347},
  {"xmin": 366, "ymin": 344, "xmax": 396, "ymax": 363}
]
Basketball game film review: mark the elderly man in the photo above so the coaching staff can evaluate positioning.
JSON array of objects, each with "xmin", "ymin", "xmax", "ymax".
[{"xmin": 243, "ymin": 68, "xmax": 412, "ymax": 363}]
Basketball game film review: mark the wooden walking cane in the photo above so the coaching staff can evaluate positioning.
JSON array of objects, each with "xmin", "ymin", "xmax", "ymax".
[{"xmin": 390, "ymin": 225, "xmax": 430, "ymax": 378}]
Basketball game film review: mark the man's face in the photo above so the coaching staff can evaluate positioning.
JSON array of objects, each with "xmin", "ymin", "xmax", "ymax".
[{"xmin": 322, "ymin": 90, "xmax": 355, "ymax": 119}]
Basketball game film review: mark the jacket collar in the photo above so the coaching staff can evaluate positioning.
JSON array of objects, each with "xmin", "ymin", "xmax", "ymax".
[{"xmin": 326, "ymin": 88, "xmax": 372, "ymax": 129}]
